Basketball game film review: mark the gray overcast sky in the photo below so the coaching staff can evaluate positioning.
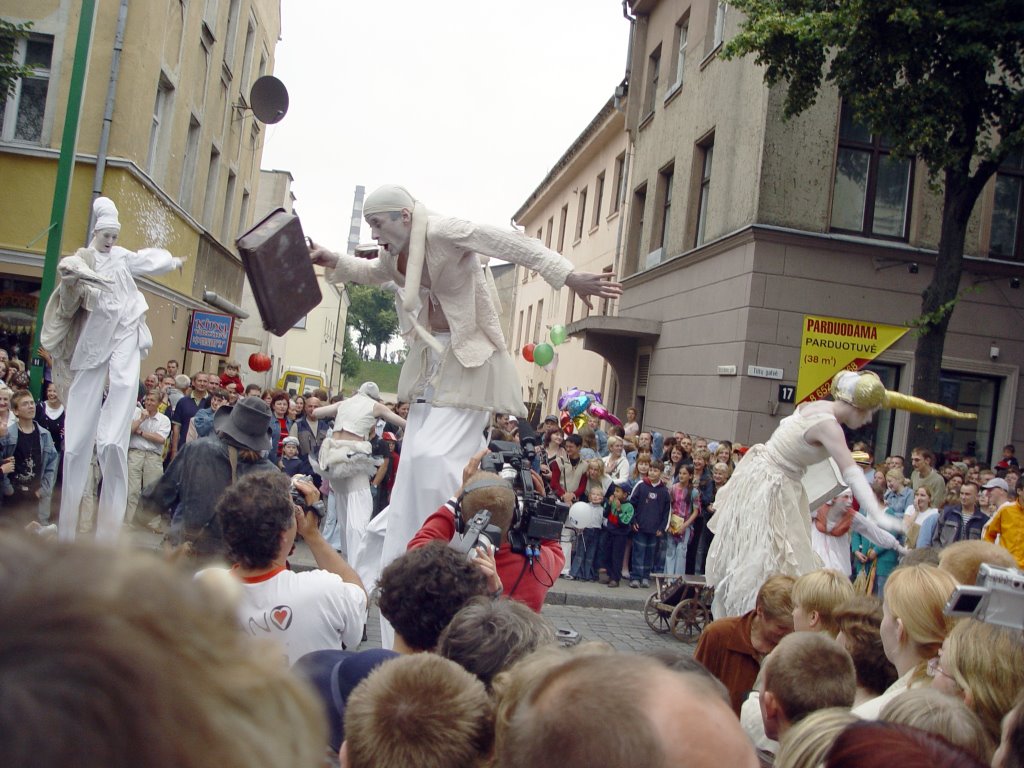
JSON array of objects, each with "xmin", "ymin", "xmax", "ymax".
[{"xmin": 259, "ymin": 1, "xmax": 629, "ymax": 251}]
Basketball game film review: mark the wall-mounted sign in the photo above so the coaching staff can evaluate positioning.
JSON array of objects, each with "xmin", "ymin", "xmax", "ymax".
[
  {"xmin": 748, "ymin": 365, "xmax": 783, "ymax": 380},
  {"xmin": 187, "ymin": 310, "xmax": 234, "ymax": 356}
]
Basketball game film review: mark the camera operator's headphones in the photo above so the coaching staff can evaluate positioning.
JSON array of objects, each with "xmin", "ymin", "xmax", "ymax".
[{"xmin": 453, "ymin": 475, "xmax": 519, "ymax": 534}]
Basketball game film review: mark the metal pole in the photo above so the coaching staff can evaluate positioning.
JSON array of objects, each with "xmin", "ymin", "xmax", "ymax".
[{"xmin": 29, "ymin": 0, "xmax": 99, "ymax": 398}]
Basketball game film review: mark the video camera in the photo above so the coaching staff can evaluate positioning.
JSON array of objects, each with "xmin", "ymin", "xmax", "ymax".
[
  {"xmin": 480, "ymin": 430, "xmax": 568, "ymax": 556},
  {"xmin": 449, "ymin": 508, "xmax": 503, "ymax": 559},
  {"xmin": 945, "ymin": 563, "xmax": 1024, "ymax": 631},
  {"xmin": 290, "ymin": 475, "xmax": 326, "ymax": 520}
]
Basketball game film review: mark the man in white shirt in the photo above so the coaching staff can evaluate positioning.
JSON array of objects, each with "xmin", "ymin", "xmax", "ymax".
[
  {"xmin": 214, "ymin": 470, "xmax": 367, "ymax": 665},
  {"xmin": 125, "ymin": 391, "xmax": 171, "ymax": 530}
]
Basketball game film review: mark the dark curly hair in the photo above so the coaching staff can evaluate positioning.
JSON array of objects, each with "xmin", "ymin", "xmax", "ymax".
[
  {"xmin": 377, "ymin": 541, "xmax": 488, "ymax": 652},
  {"xmin": 217, "ymin": 471, "xmax": 294, "ymax": 569}
]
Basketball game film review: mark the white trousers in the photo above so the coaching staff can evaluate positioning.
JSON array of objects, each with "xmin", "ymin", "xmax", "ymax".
[
  {"xmin": 354, "ymin": 402, "xmax": 489, "ymax": 648},
  {"xmin": 58, "ymin": 327, "xmax": 141, "ymax": 543}
]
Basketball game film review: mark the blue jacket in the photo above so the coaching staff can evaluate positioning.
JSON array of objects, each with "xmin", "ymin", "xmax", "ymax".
[{"xmin": 1, "ymin": 422, "xmax": 59, "ymax": 497}]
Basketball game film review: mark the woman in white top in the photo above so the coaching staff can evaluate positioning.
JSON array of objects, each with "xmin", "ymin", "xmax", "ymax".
[
  {"xmin": 904, "ymin": 486, "xmax": 939, "ymax": 548},
  {"xmin": 604, "ymin": 435, "xmax": 630, "ymax": 483},
  {"xmin": 852, "ymin": 564, "xmax": 959, "ymax": 719}
]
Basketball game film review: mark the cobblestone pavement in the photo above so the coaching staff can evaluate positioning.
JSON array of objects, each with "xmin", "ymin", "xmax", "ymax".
[{"xmin": 362, "ymin": 603, "xmax": 696, "ymax": 656}]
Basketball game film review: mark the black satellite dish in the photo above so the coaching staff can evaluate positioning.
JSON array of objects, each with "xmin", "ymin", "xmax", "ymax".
[{"xmin": 249, "ymin": 75, "xmax": 289, "ymax": 124}]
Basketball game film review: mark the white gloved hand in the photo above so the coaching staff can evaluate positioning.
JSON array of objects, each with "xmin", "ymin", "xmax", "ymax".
[{"xmin": 841, "ymin": 465, "xmax": 904, "ymax": 535}]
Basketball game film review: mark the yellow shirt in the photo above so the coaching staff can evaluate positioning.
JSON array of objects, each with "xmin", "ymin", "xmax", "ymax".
[{"xmin": 983, "ymin": 500, "xmax": 1024, "ymax": 568}]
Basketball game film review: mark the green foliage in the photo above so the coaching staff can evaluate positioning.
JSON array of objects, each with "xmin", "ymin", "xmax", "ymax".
[
  {"xmin": 346, "ymin": 285, "xmax": 398, "ymax": 360},
  {"xmin": 907, "ymin": 286, "xmax": 980, "ymax": 338},
  {"xmin": 348, "ymin": 359, "xmax": 402, "ymax": 398},
  {"xmin": 722, "ymin": 0, "xmax": 1024, "ymax": 178},
  {"xmin": 0, "ymin": 19, "xmax": 34, "ymax": 98},
  {"xmin": 341, "ymin": 326, "xmax": 360, "ymax": 379}
]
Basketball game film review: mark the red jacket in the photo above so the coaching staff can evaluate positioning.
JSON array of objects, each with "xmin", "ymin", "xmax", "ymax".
[{"xmin": 408, "ymin": 503, "xmax": 565, "ymax": 612}]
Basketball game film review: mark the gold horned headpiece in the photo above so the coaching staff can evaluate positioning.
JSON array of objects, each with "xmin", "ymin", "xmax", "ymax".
[{"xmin": 830, "ymin": 370, "xmax": 977, "ymax": 420}]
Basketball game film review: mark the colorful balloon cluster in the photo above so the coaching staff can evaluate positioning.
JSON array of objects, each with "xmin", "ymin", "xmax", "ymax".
[
  {"xmin": 521, "ymin": 324, "xmax": 570, "ymax": 372},
  {"xmin": 556, "ymin": 388, "xmax": 623, "ymax": 434}
]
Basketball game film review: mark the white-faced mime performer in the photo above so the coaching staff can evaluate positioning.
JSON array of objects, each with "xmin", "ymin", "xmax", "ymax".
[
  {"xmin": 310, "ymin": 184, "xmax": 621, "ymax": 633},
  {"xmin": 312, "ymin": 381, "xmax": 406, "ymax": 560},
  {"xmin": 41, "ymin": 196, "xmax": 184, "ymax": 542}
]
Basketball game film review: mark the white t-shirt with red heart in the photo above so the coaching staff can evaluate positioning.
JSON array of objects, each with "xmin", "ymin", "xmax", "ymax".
[{"xmin": 232, "ymin": 567, "xmax": 367, "ymax": 665}]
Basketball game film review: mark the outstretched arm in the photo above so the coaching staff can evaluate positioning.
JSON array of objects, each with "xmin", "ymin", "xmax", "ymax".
[{"xmin": 372, "ymin": 401, "xmax": 407, "ymax": 430}]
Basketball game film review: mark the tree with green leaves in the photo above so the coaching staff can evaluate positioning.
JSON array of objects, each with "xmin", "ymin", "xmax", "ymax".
[
  {"xmin": 346, "ymin": 285, "xmax": 399, "ymax": 361},
  {"xmin": 1, "ymin": 18, "xmax": 34, "ymax": 98},
  {"xmin": 340, "ymin": 326, "xmax": 360, "ymax": 380},
  {"xmin": 724, "ymin": 0, "xmax": 1024, "ymax": 449}
]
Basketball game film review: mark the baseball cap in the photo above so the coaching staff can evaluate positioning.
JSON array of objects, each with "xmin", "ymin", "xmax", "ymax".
[
  {"xmin": 544, "ymin": 414, "xmax": 558, "ymax": 423},
  {"xmin": 293, "ymin": 648, "xmax": 398, "ymax": 752},
  {"xmin": 982, "ymin": 477, "xmax": 1009, "ymax": 492}
]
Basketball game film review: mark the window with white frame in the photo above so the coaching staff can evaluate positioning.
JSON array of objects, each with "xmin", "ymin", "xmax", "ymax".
[
  {"xmin": 643, "ymin": 45, "xmax": 661, "ymax": 118},
  {"xmin": 180, "ymin": 115, "xmax": 201, "ymax": 211},
  {"xmin": 575, "ymin": 187, "xmax": 588, "ymax": 241},
  {"xmin": 0, "ymin": 35, "xmax": 54, "ymax": 143},
  {"xmin": 990, "ymin": 150, "xmax": 1024, "ymax": 261},
  {"xmin": 671, "ymin": 15, "xmax": 688, "ymax": 91},
  {"xmin": 712, "ymin": 2, "xmax": 728, "ymax": 50},
  {"xmin": 592, "ymin": 171, "xmax": 605, "ymax": 229},
  {"xmin": 695, "ymin": 139, "xmax": 714, "ymax": 246},
  {"xmin": 147, "ymin": 74, "xmax": 175, "ymax": 177}
]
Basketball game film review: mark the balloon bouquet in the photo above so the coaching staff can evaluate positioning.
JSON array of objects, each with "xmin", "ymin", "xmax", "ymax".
[{"xmin": 521, "ymin": 324, "xmax": 623, "ymax": 434}]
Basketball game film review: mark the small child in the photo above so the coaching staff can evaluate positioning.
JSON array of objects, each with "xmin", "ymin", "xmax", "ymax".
[
  {"xmin": 219, "ymin": 359, "xmax": 244, "ymax": 395},
  {"xmin": 568, "ymin": 487, "xmax": 606, "ymax": 581},
  {"xmin": 628, "ymin": 459, "xmax": 671, "ymax": 589},
  {"xmin": 278, "ymin": 436, "xmax": 312, "ymax": 478},
  {"xmin": 599, "ymin": 482, "xmax": 634, "ymax": 588},
  {"xmin": 790, "ymin": 568, "xmax": 856, "ymax": 637}
]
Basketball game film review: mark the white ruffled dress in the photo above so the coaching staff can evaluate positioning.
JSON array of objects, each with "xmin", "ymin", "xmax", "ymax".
[{"xmin": 706, "ymin": 407, "xmax": 832, "ymax": 617}]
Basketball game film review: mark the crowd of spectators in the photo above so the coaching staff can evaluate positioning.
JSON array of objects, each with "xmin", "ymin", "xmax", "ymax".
[{"xmin": 2, "ymin": 347, "xmax": 1024, "ymax": 767}]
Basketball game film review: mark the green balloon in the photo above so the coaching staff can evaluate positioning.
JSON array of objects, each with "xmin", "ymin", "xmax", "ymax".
[
  {"xmin": 549, "ymin": 324, "xmax": 568, "ymax": 346},
  {"xmin": 533, "ymin": 342, "xmax": 555, "ymax": 367}
]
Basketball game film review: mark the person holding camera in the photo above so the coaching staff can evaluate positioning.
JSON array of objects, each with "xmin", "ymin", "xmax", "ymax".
[
  {"xmin": 407, "ymin": 449, "xmax": 565, "ymax": 614},
  {"xmin": 211, "ymin": 470, "xmax": 367, "ymax": 665}
]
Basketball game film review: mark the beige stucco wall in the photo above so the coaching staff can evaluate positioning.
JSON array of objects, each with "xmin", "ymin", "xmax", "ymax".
[{"xmin": 511, "ymin": 107, "xmax": 628, "ymax": 418}]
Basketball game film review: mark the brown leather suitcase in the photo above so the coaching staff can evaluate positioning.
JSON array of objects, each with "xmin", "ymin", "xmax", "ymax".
[{"xmin": 236, "ymin": 208, "xmax": 322, "ymax": 336}]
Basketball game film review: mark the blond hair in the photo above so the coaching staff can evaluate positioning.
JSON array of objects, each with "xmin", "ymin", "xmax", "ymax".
[
  {"xmin": 792, "ymin": 569, "xmax": 856, "ymax": 637},
  {"xmin": 344, "ymin": 654, "xmax": 493, "ymax": 768},
  {"xmin": 938, "ymin": 539, "xmax": 1018, "ymax": 586},
  {"xmin": 943, "ymin": 619, "xmax": 1024, "ymax": 748},
  {"xmin": 880, "ymin": 688, "xmax": 994, "ymax": 763},
  {"xmin": 0, "ymin": 533, "xmax": 325, "ymax": 768},
  {"xmin": 884, "ymin": 564, "xmax": 958, "ymax": 682},
  {"xmin": 757, "ymin": 573, "xmax": 797, "ymax": 623},
  {"xmin": 775, "ymin": 707, "xmax": 858, "ymax": 768}
]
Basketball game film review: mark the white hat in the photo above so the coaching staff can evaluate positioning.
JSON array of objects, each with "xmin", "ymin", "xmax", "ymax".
[
  {"xmin": 358, "ymin": 381, "xmax": 381, "ymax": 401},
  {"xmin": 93, "ymin": 196, "xmax": 121, "ymax": 233}
]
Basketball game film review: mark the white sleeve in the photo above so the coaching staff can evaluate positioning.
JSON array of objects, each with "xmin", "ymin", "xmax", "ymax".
[
  {"xmin": 841, "ymin": 466, "xmax": 903, "ymax": 534},
  {"xmin": 850, "ymin": 511, "xmax": 901, "ymax": 551},
  {"xmin": 318, "ymin": 573, "xmax": 369, "ymax": 650},
  {"xmin": 127, "ymin": 247, "xmax": 182, "ymax": 277}
]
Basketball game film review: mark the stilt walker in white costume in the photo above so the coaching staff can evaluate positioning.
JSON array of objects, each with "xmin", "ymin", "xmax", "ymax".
[
  {"xmin": 705, "ymin": 369, "xmax": 976, "ymax": 619},
  {"xmin": 42, "ymin": 196, "xmax": 184, "ymax": 542},
  {"xmin": 313, "ymin": 381, "xmax": 406, "ymax": 563},
  {"xmin": 309, "ymin": 185, "xmax": 621, "ymax": 643}
]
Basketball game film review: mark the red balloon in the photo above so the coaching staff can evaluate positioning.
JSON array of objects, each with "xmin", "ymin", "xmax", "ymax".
[
  {"xmin": 248, "ymin": 352, "xmax": 272, "ymax": 372},
  {"xmin": 522, "ymin": 343, "xmax": 536, "ymax": 363}
]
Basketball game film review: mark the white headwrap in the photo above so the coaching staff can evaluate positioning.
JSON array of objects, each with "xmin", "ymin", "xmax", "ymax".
[
  {"xmin": 363, "ymin": 184, "xmax": 442, "ymax": 353},
  {"xmin": 92, "ymin": 196, "xmax": 121, "ymax": 233}
]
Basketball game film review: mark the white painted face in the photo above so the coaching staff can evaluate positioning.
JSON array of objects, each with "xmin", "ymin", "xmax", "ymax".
[
  {"xmin": 93, "ymin": 228, "xmax": 119, "ymax": 253},
  {"xmin": 365, "ymin": 210, "xmax": 411, "ymax": 255}
]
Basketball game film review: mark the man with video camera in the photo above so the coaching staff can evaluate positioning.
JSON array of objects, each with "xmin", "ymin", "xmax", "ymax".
[{"xmin": 408, "ymin": 448, "xmax": 565, "ymax": 612}]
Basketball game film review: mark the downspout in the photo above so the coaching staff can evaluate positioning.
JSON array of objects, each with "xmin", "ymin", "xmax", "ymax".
[{"xmin": 88, "ymin": 0, "xmax": 129, "ymax": 239}]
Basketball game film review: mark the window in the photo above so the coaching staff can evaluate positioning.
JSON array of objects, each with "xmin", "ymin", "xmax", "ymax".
[
  {"xmin": 238, "ymin": 188, "xmax": 250, "ymax": 235},
  {"xmin": 626, "ymin": 183, "xmax": 648, "ymax": 274},
  {"xmin": 592, "ymin": 172, "xmax": 605, "ymax": 229},
  {"xmin": 711, "ymin": 2, "xmax": 728, "ymax": 51},
  {"xmin": 643, "ymin": 46, "xmax": 661, "ymax": 118},
  {"xmin": 655, "ymin": 164, "xmax": 674, "ymax": 251},
  {"xmin": 147, "ymin": 74, "xmax": 174, "ymax": 177},
  {"xmin": 830, "ymin": 103, "xmax": 913, "ymax": 240},
  {"xmin": 695, "ymin": 140, "xmax": 714, "ymax": 246},
  {"xmin": 545, "ymin": 216, "xmax": 554, "ymax": 248},
  {"xmin": 990, "ymin": 150, "xmax": 1024, "ymax": 261},
  {"xmin": 202, "ymin": 0, "xmax": 219, "ymax": 39},
  {"xmin": 671, "ymin": 16, "xmax": 689, "ymax": 90},
  {"xmin": 557, "ymin": 204, "xmax": 569, "ymax": 252},
  {"xmin": 0, "ymin": 35, "xmax": 54, "ymax": 142},
  {"xmin": 575, "ymin": 187, "xmax": 588, "ymax": 241},
  {"xmin": 240, "ymin": 19, "xmax": 256, "ymax": 96},
  {"xmin": 516, "ymin": 309, "xmax": 524, "ymax": 349},
  {"xmin": 223, "ymin": 0, "xmax": 241, "ymax": 69},
  {"xmin": 202, "ymin": 146, "xmax": 221, "ymax": 229},
  {"xmin": 534, "ymin": 299, "xmax": 544, "ymax": 342},
  {"xmin": 198, "ymin": 41, "xmax": 211, "ymax": 110},
  {"xmin": 611, "ymin": 152, "xmax": 625, "ymax": 213},
  {"xmin": 525, "ymin": 305, "xmax": 534, "ymax": 345},
  {"xmin": 222, "ymin": 171, "xmax": 236, "ymax": 242},
  {"xmin": 180, "ymin": 116, "xmax": 201, "ymax": 210}
]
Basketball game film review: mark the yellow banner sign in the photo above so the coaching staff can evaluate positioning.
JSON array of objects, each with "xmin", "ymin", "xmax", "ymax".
[{"xmin": 796, "ymin": 315, "xmax": 909, "ymax": 403}]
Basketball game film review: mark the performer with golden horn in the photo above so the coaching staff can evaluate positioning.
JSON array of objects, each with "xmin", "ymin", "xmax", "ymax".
[{"xmin": 705, "ymin": 369, "xmax": 975, "ymax": 618}]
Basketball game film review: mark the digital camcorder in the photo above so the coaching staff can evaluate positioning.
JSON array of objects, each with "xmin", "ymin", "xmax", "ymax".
[
  {"xmin": 480, "ymin": 433, "xmax": 569, "ymax": 556},
  {"xmin": 448, "ymin": 508, "xmax": 503, "ymax": 559},
  {"xmin": 944, "ymin": 563, "xmax": 1024, "ymax": 631},
  {"xmin": 290, "ymin": 475, "xmax": 326, "ymax": 520}
]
